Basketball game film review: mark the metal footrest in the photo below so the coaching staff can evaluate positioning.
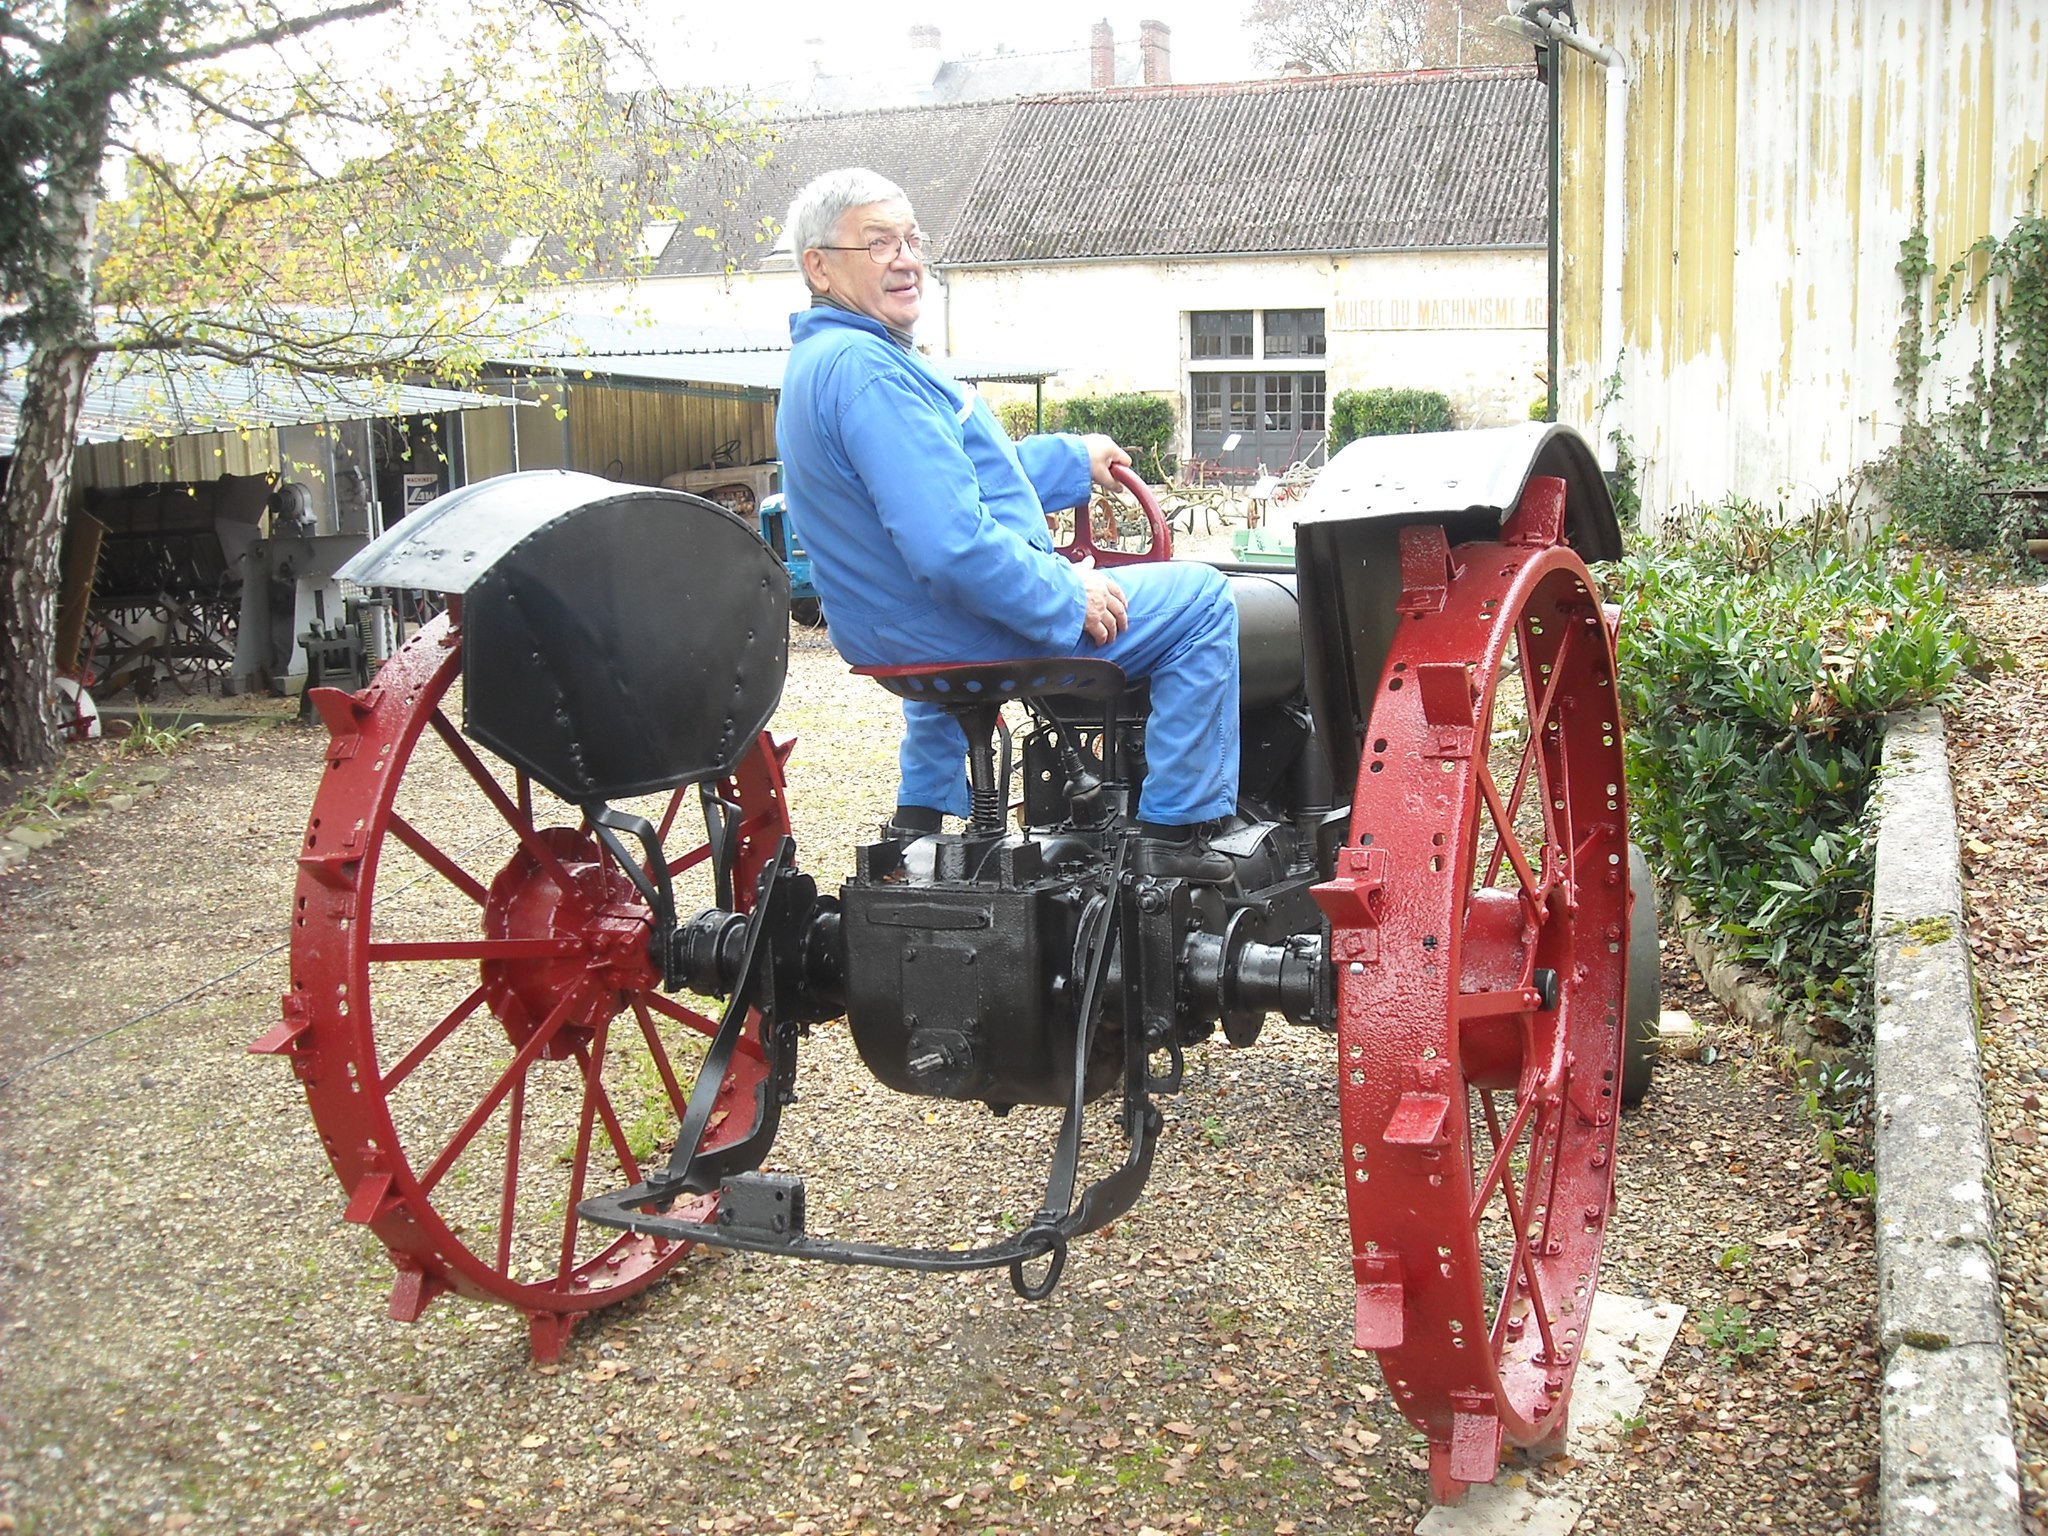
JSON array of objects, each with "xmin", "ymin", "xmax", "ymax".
[{"xmin": 578, "ymin": 1101, "xmax": 1159, "ymax": 1284}]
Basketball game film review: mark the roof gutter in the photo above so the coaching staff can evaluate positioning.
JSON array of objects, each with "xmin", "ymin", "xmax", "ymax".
[{"xmin": 930, "ymin": 242, "xmax": 1545, "ymax": 274}]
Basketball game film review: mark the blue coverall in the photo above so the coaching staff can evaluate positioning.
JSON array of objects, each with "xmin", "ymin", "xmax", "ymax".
[{"xmin": 778, "ymin": 305, "xmax": 1239, "ymax": 827}]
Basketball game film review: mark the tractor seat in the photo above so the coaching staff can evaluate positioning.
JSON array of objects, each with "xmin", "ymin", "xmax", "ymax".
[
  {"xmin": 852, "ymin": 657, "xmax": 1126, "ymax": 704},
  {"xmin": 852, "ymin": 659, "xmax": 1128, "ymax": 839}
]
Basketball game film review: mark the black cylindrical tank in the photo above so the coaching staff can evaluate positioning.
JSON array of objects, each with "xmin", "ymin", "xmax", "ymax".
[{"xmin": 1226, "ymin": 572, "xmax": 1302, "ymax": 710}]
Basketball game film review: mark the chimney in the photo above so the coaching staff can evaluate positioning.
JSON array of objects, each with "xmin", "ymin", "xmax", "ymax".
[
  {"xmin": 1139, "ymin": 19, "xmax": 1170, "ymax": 85},
  {"xmin": 1090, "ymin": 20, "xmax": 1114, "ymax": 89},
  {"xmin": 908, "ymin": 24, "xmax": 942, "ymax": 87}
]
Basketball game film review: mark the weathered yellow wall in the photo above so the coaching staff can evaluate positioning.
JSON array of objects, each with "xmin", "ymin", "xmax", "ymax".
[{"xmin": 1559, "ymin": 0, "xmax": 2047, "ymax": 523}]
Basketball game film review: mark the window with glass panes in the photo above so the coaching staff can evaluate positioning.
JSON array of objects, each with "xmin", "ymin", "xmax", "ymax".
[
  {"xmin": 1263, "ymin": 309, "xmax": 1327, "ymax": 358},
  {"xmin": 1186, "ymin": 308, "xmax": 1328, "ymax": 471},
  {"xmin": 1191, "ymin": 310, "xmax": 1254, "ymax": 359}
]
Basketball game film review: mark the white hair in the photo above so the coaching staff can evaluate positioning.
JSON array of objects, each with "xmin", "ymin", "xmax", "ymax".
[{"xmin": 785, "ymin": 167, "xmax": 910, "ymax": 283}]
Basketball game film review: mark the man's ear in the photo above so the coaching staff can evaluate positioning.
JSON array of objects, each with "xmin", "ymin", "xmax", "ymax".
[{"xmin": 800, "ymin": 248, "xmax": 832, "ymax": 294}]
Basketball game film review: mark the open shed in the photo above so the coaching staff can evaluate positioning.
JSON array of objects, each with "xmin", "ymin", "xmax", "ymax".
[{"xmin": 0, "ymin": 352, "xmax": 511, "ymax": 702}]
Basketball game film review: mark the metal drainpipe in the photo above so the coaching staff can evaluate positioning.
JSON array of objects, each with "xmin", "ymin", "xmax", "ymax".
[
  {"xmin": 1498, "ymin": 5, "xmax": 1628, "ymax": 439},
  {"xmin": 1546, "ymin": 38, "xmax": 1561, "ymax": 424}
]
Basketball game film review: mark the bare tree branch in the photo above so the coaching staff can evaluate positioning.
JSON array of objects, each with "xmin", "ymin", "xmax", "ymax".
[{"xmin": 161, "ymin": 0, "xmax": 401, "ymax": 70}]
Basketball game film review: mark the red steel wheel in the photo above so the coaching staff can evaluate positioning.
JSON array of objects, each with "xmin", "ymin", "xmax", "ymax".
[
  {"xmin": 1318, "ymin": 502, "xmax": 1628, "ymax": 1503},
  {"xmin": 256, "ymin": 610, "xmax": 794, "ymax": 1361}
]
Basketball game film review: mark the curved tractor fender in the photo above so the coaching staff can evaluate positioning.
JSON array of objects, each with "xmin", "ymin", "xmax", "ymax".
[
  {"xmin": 339, "ymin": 469, "xmax": 790, "ymax": 804},
  {"xmin": 1289, "ymin": 423, "xmax": 1624, "ymax": 793}
]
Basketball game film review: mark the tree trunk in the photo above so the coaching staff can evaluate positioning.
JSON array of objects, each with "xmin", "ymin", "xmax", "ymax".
[
  {"xmin": 0, "ymin": 347, "xmax": 94, "ymax": 769},
  {"xmin": 1, "ymin": 0, "xmax": 111, "ymax": 770}
]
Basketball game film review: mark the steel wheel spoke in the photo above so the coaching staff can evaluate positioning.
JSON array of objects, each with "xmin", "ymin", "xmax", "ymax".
[
  {"xmin": 640, "ymin": 990, "xmax": 765, "ymax": 1060},
  {"xmin": 664, "ymin": 841, "xmax": 715, "ymax": 881},
  {"xmin": 571, "ymin": 1034, "xmax": 645, "ymax": 1188},
  {"xmin": 1476, "ymin": 762, "xmax": 1542, "ymax": 903},
  {"xmin": 418, "ymin": 982, "xmax": 591, "ymax": 1197},
  {"xmin": 556, "ymin": 1025, "xmax": 612, "ymax": 1284},
  {"xmin": 1482, "ymin": 1092, "xmax": 1561, "ymax": 1364},
  {"xmin": 1469, "ymin": 1086, "xmax": 1541, "ymax": 1221},
  {"xmin": 497, "ymin": 1073, "xmax": 525, "ymax": 1273},
  {"xmin": 387, "ymin": 812, "xmax": 491, "ymax": 906},
  {"xmin": 379, "ymin": 984, "xmax": 489, "ymax": 1094},
  {"xmin": 428, "ymin": 707, "xmax": 577, "ymax": 889},
  {"xmin": 366, "ymin": 936, "xmax": 584, "ymax": 963},
  {"xmin": 631, "ymin": 999, "xmax": 695, "ymax": 1119}
]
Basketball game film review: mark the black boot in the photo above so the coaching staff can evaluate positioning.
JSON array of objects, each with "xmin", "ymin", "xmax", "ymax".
[
  {"xmin": 884, "ymin": 804, "xmax": 945, "ymax": 839},
  {"xmin": 1130, "ymin": 821, "xmax": 1233, "ymax": 884}
]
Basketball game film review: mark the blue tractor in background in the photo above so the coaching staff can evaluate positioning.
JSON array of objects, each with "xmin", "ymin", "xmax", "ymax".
[{"xmin": 757, "ymin": 493, "xmax": 823, "ymax": 628}]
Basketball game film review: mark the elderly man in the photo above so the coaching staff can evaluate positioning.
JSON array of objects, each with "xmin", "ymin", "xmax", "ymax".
[{"xmin": 777, "ymin": 167, "xmax": 1240, "ymax": 881}]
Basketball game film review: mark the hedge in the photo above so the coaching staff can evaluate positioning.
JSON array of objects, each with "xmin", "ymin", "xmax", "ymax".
[
  {"xmin": 998, "ymin": 393, "xmax": 1177, "ymax": 481},
  {"xmin": 1608, "ymin": 538, "xmax": 1983, "ymax": 1051},
  {"xmin": 1328, "ymin": 388, "xmax": 1455, "ymax": 453}
]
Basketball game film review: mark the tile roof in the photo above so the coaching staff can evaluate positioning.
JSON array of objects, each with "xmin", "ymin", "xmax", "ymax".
[
  {"xmin": 656, "ymin": 101, "xmax": 1019, "ymax": 278},
  {"xmin": 943, "ymin": 67, "xmax": 1546, "ymax": 264}
]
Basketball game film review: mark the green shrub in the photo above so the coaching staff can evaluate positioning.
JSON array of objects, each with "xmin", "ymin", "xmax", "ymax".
[
  {"xmin": 1059, "ymin": 393, "xmax": 1177, "ymax": 481},
  {"xmin": 1607, "ymin": 538, "xmax": 1983, "ymax": 1048},
  {"xmin": 1328, "ymin": 388, "xmax": 1455, "ymax": 454},
  {"xmin": 1862, "ymin": 430, "xmax": 2018, "ymax": 553},
  {"xmin": 997, "ymin": 393, "xmax": 1175, "ymax": 480},
  {"xmin": 996, "ymin": 398, "xmax": 1066, "ymax": 440}
]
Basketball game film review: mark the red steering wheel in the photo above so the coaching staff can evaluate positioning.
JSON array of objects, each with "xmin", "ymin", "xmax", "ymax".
[{"xmin": 1052, "ymin": 461, "xmax": 1173, "ymax": 567}]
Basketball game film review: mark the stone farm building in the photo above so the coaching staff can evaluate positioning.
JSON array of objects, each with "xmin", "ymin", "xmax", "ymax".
[{"xmin": 538, "ymin": 66, "xmax": 1551, "ymax": 475}]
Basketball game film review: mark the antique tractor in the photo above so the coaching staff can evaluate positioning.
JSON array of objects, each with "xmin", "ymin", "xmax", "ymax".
[{"xmin": 255, "ymin": 423, "xmax": 1651, "ymax": 1504}]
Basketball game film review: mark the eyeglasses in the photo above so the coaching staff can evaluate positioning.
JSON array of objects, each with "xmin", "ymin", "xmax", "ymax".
[{"xmin": 818, "ymin": 230, "xmax": 927, "ymax": 265}]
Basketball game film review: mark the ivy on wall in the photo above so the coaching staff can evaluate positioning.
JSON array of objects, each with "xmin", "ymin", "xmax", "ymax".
[
  {"xmin": 1906, "ymin": 153, "xmax": 2048, "ymax": 461},
  {"xmin": 1876, "ymin": 154, "xmax": 2048, "ymax": 552}
]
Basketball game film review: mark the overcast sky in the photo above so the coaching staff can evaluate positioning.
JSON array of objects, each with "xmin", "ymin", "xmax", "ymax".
[{"xmin": 644, "ymin": 4, "xmax": 1272, "ymax": 93}]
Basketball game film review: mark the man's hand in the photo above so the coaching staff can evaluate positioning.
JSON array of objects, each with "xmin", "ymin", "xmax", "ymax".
[
  {"xmin": 1082, "ymin": 433, "xmax": 1133, "ymax": 489},
  {"xmin": 1076, "ymin": 556, "xmax": 1128, "ymax": 646}
]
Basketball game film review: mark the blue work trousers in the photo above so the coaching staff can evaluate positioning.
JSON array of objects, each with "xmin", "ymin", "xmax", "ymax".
[{"xmin": 897, "ymin": 560, "xmax": 1240, "ymax": 827}]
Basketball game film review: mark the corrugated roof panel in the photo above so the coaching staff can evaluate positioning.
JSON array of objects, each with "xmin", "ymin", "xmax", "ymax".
[
  {"xmin": 944, "ymin": 68, "xmax": 1546, "ymax": 264},
  {"xmin": 0, "ymin": 350, "xmax": 514, "ymax": 456},
  {"xmin": 526, "ymin": 350, "xmax": 1060, "ymax": 391},
  {"xmin": 654, "ymin": 100, "xmax": 1021, "ymax": 278}
]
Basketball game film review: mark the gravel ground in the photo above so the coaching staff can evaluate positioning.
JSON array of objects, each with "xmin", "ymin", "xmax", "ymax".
[
  {"xmin": 1948, "ymin": 576, "xmax": 2048, "ymax": 1531},
  {"xmin": 0, "ymin": 607, "xmax": 1880, "ymax": 1535}
]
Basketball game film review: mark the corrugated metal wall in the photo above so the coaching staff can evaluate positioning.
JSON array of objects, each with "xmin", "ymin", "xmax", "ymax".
[
  {"xmin": 562, "ymin": 383, "xmax": 776, "ymax": 485},
  {"xmin": 1558, "ymin": 0, "xmax": 2048, "ymax": 524},
  {"xmin": 75, "ymin": 428, "xmax": 281, "ymax": 489}
]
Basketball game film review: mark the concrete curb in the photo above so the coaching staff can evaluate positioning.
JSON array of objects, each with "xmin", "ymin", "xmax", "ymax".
[
  {"xmin": 1669, "ymin": 891, "xmax": 1787, "ymax": 1043},
  {"xmin": 1873, "ymin": 706, "xmax": 2021, "ymax": 1535}
]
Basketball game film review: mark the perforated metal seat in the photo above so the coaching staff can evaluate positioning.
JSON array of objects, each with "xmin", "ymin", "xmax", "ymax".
[{"xmin": 853, "ymin": 659, "xmax": 1127, "ymax": 836}]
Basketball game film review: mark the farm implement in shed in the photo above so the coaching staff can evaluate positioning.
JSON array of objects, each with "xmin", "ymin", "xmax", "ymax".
[{"xmin": 254, "ymin": 423, "xmax": 1656, "ymax": 1504}]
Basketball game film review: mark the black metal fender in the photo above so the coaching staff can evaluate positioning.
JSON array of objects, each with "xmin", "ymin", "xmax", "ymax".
[
  {"xmin": 1290, "ymin": 423, "xmax": 1624, "ymax": 794},
  {"xmin": 339, "ymin": 469, "xmax": 789, "ymax": 803}
]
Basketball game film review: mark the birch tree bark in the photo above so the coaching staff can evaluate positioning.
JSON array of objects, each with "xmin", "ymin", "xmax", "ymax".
[{"xmin": 0, "ymin": 0, "xmax": 110, "ymax": 769}]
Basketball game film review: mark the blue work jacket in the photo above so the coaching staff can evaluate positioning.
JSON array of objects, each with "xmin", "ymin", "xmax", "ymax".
[{"xmin": 778, "ymin": 306, "xmax": 1093, "ymax": 666}]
